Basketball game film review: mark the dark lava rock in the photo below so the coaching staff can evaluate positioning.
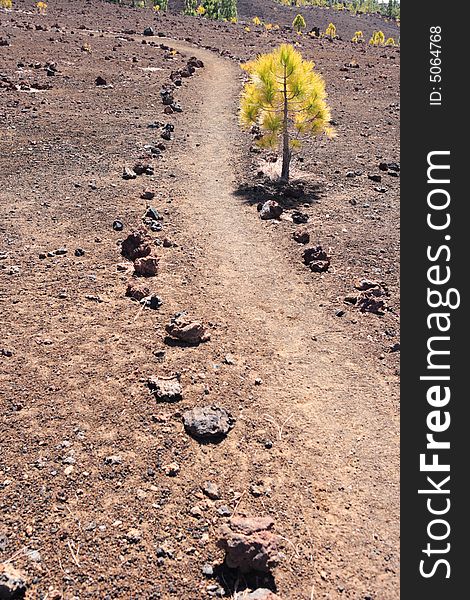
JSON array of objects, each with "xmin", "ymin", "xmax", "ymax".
[
  {"xmin": 143, "ymin": 27, "xmax": 155, "ymax": 37},
  {"xmin": 259, "ymin": 200, "xmax": 283, "ymax": 220},
  {"xmin": 161, "ymin": 128, "xmax": 172, "ymax": 141},
  {"xmin": 160, "ymin": 89, "xmax": 174, "ymax": 106},
  {"xmin": 141, "ymin": 189, "xmax": 155, "ymax": 201},
  {"xmin": 303, "ymin": 245, "xmax": 331, "ymax": 273},
  {"xmin": 134, "ymin": 162, "xmax": 153, "ymax": 176},
  {"xmin": 145, "ymin": 206, "xmax": 161, "ymax": 221},
  {"xmin": 141, "ymin": 295, "xmax": 163, "ymax": 310},
  {"xmin": 74, "ymin": 248, "xmax": 85, "ymax": 257},
  {"xmin": 293, "ymin": 229, "xmax": 310, "ymax": 244},
  {"xmin": 356, "ymin": 287, "xmax": 388, "ymax": 315},
  {"xmin": 183, "ymin": 406, "xmax": 235, "ymax": 441},
  {"xmin": 368, "ymin": 174, "xmax": 382, "ymax": 183},
  {"xmin": 121, "ymin": 231, "xmax": 151, "ymax": 261},
  {"xmin": 188, "ymin": 56, "xmax": 204, "ymax": 69},
  {"xmin": 95, "ymin": 76, "xmax": 107, "ymax": 87},
  {"xmin": 217, "ymin": 516, "xmax": 279, "ymax": 574},
  {"xmin": 113, "ymin": 220, "xmax": 124, "ymax": 232},
  {"xmin": 122, "ymin": 167, "xmax": 137, "ymax": 180},
  {"xmin": 0, "ymin": 565, "xmax": 27, "ymax": 599},
  {"xmin": 291, "ymin": 211, "xmax": 309, "ymax": 224}
]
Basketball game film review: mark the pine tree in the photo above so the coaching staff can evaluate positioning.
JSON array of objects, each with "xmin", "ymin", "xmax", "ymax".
[
  {"xmin": 292, "ymin": 14, "xmax": 306, "ymax": 34},
  {"xmin": 184, "ymin": 0, "xmax": 198, "ymax": 15},
  {"xmin": 240, "ymin": 44, "xmax": 334, "ymax": 183},
  {"xmin": 203, "ymin": 0, "xmax": 219, "ymax": 19},
  {"xmin": 219, "ymin": 0, "xmax": 237, "ymax": 20}
]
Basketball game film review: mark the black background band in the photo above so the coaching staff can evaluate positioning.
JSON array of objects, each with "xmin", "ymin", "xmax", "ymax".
[{"xmin": 401, "ymin": 1, "xmax": 467, "ymax": 596}]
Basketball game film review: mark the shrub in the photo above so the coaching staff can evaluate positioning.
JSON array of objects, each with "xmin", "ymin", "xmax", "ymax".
[
  {"xmin": 219, "ymin": 0, "xmax": 237, "ymax": 20},
  {"xmin": 325, "ymin": 23, "xmax": 337, "ymax": 39},
  {"xmin": 36, "ymin": 1, "xmax": 47, "ymax": 14},
  {"xmin": 184, "ymin": 0, "xmax": 198, "ymax": 15},
  {"xmin": 369, "ymin": 30, "xmax": 385, "ymax": 45},
  {"xmin": 351, "ymin": 30, "xmax": 363, "ymax": 43},
  {"xmin": 153, "ymin": 0, "xmax": 168, "ymax": 10},
  {"xmin": 292, "ymin": 14, "xmax": 306, "ymax": 34},
  {"xmin": 240, "ymin": 44, "xmax": 334, "ymax": 182},
  {"xmin": 0, "ymin": 0, "xmax": 13, "ymax": 9}
]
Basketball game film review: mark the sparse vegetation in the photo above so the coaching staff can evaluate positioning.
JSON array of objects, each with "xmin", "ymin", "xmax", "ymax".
[
  {"xmin": 325, "ymin": 22, "xmax": 337, "ymax": 38},
  {"xmin": 275, "ymin": 0, "xmax": 400, "ymax": 21},
  {"xmin": 240, "ymin": 44, "xmax": 334, "ymax": 182},
  {"xmin": 369, "ymin": 30, "xmax": 385, "ymax": 45},
  {"xmin": 351, "ymin": 30, "xmax": 363, "ymax": 43},
  {"xmin": 184, "ymin": 0, "xmax": 238, "ymax": 20},
  {"xmin": 0, "ymin": 0, "xmax": 13, "ymax": 9},
  {"xmin": 292, "ymin": 14, "xmax": 307, "ymax": 34},
  {"xmin": 153, "ymin": 0, "xmax": 168, "ymax": 11},
  {"xmin": 184, "ymin": 0, "xmax": 198, "ymax": 15},
  {"xmin": 37, "ymin": 1, "xmax": 47, "ymax": 14},
  {"xmin": 219, "ymin": 0, "xmax": 237, "ymax": 20}
]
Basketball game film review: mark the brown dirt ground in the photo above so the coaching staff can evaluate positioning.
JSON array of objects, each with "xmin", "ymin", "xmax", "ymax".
[{"xmin": 1, "ymin": 1, "xmax": 400, "ymax": 599}]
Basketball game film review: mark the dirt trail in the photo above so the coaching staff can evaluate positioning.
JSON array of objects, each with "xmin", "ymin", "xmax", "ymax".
[{"xmin": 165, "ymin": 40, "xmax": 400, "ymax": 598}]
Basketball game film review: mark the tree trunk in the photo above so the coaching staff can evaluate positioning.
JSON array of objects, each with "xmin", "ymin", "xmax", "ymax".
[{"xmin": 280, "ymin": 64, "xmax": 291, "ymax": 183}]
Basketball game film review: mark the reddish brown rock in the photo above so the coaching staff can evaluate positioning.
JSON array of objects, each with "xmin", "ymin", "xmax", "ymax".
[
  {"xmin": 134, "ymin": 256, "xmax": 159, "ymax": 277},
  {"xmin": 126, "ymin": 282, "xmax": 151, "ymax": 301},
  {"xmin": 121, "ymin": 230, "xmax": 151, "ymax": 261},
  {"xmin": 217, "ymin": 516, "xmax": 280, "ymax": 574},
  {"xmin": 165, "ymin": 313, "xmax": 210, "ymax": 345}
]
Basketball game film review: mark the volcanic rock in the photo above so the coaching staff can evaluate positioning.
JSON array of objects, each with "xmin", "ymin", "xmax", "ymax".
[
  {"xmin": 121, "ymin": 231, "xmax": 151, "ymax": 261},
  {"xmin": 147, "ymin": 375, "xmax": 182, "ymax": 403},
  {"xmin": 293, "ymin": 229, "xmax": 310, "ymax": 244},
  {"xmin": 0, "ymin": 565, "xmax": 27, "ymax": 600},
  {"xmin": 134, "ymin": 256, "xmax": 159, "ymax": 277},
  {"xmin": 183, "ymin": 406, "xmax": 235, "ymax": 441},
  {"xmin": 126, "ymin": 282, "xmax": 150, "ymax": 302},
  {"xmin": 122, "ymin": 167, "xmax": 137, "ymax": 180},
  {"xmin": 303, "ymin": 245, "xmax": 331, "ymax": 273},
  {"xmin": 217, "ymin": 516, "xmax": 279, "ymax": 574},
  {"xmin": 259, "ymin": 201, "xmax": 283, "ymax": 220},
  {"xmin": 291, "ymin": 211, "xmax": 309, "ymax": 224},
  {"xmin": 165, "ymin": 313, "xmax": 210, "ymax": 345}
]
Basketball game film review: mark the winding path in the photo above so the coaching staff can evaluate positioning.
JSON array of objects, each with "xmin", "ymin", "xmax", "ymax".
[{"xmin": 165, "ymin": 40, "xmax": 400, "ymax": 599}]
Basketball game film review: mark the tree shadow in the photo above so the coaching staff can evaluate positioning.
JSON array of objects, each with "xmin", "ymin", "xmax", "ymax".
[
  {"xmin": 213, "ymin": 564, "xmax": 278, "ymax": 596},
  {"xmin": 234, "ymin": 178, "xmax": 324, "ymax": 210}
]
